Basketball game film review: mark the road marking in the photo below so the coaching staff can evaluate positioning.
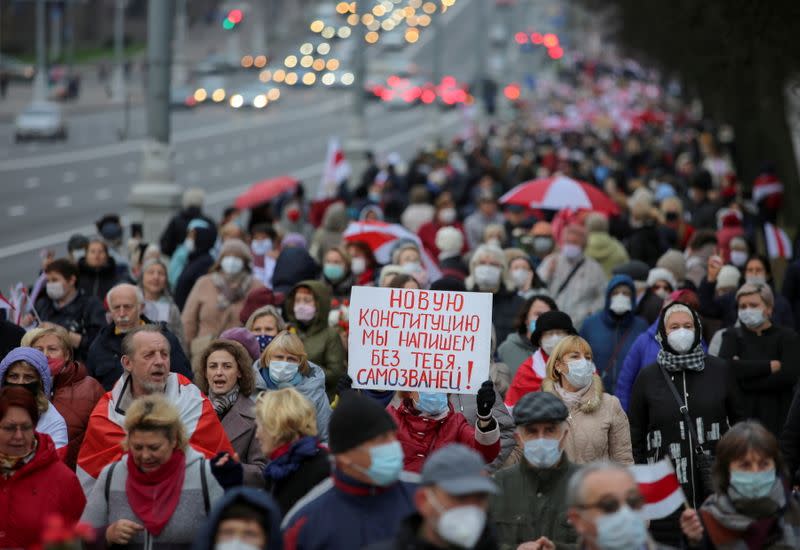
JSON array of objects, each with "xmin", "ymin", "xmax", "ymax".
[
  {"xmin": 94, "ymin": 166, "xmax": 109, "ymax": 178},
  {"xmin": 95, "ymin": 188, "xmax": 112, "ymax": 200},
  {"xmin": 8, "ymin": 205, "xmax": 26, "ymax": 217},
  {"xmin": 63, "ymin": 171, "xmax": 77, "ymax": 183},
  {"xmin": 25, "ymin": 177, "xmax": 40, "ymax": 189},
  {"xmin": 55, "ymin": 196, "xmax": 72, "ymax": 208}
]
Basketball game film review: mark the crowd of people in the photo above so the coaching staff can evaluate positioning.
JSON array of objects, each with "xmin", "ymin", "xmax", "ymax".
[{"xmin": 2, "ymin": 54, "xmax": 800, "ymax": 549}]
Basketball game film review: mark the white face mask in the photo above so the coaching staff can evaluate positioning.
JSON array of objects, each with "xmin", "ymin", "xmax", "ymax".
[
  {"xmin": 269, "ymin": 360, "xmax": 300, "ymax": 384},
  {"xmin": 214, "ymin": 540, "xmax": 261, "ymax": 550},
  {"xmin": 541, "ymin": 333, "xmax": 566, "ymax": 355},
  {"xmin": 46, "ymin": 281, "xmax": 66, "ymax": 300},
  {"xmin": 474, "ymin": 264, "xmax": 502, "ymax": 289},
  {"xmin": 746, "ymin": 275, "xmax": 767, "ymax": 286},
  {"xmin": 654, "ymin": 288, "xmax": 670, "ymax": 300},
  {"xmin": 564, "ymin": 358, "xmax": 594, "ymax": 388},
  {"xmin": 562, "ymin": 243, "xmax": 583, "ymax": 260},
  {"xmin": 402, "ymin": 261, "xmax": 422, "ymax": 274},
  {"xmin": 428, "ymin": 491, "xmax": 487, "ymax": 549},
  {"xmin": 438, "ymin": 207, "xmax": 457, "ymax": 224},
  {"xmin": 730, "ymin": 250, "xmax": 748, "ymax": 267},
  {"xmin": 220, "ymin": 255, "xmax": 245, "ymax": 275},
  {"xmin": 351, "ymin": 257, "xmax": 367, "ymax": 275},
  {"xmin": 251, "ymin": 238, "xmax": 272, "ymax": 256},
  {"xmin": 510, "ymin": 268, "xmax": 532, "ymax": 289},
  {"xmin": 667, "ymin": 328, "xmax": 695, "ymax": 353},
  {"xmin": 739, "ymin": 308, "xmax": 765, "ymax": 329},
  {"xmin": 609, "ymin": 294, "xmax": 632, "ymax": 315}
]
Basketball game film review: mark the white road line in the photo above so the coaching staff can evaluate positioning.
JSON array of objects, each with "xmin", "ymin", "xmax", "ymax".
[
  {"xmin": 94, "ymin": 166, "xmax": 109, "ymax": 178},
  {"xmin": 95, "ymin": 188, "xmax": 112, "ymax": 200},
  {"xmin": 55, "ymin": 196, "xmax": 72, "ymax": 208},
  {"xmin": 25, "ymin": 177, "xmax": 40, "ymax": 189},
  {"xmin": 63, "ymin": 171, "xmax": 77, "ymax": 183},
  {"xmin": 8, "ymin": 205, "xmax": 26, "ymax": 217}
]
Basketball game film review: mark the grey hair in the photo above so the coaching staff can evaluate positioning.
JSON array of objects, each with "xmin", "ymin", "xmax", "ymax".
[
  {"xmin": 245, "ymin": 305, "xmax": 286, "ymax": 332},
  {"xmin": 566, "ymin": 461, "xmax": 635, "ymax": 508},
  {"xmin": 736, "ymin": 282, "xmax": 774, "ymax": 308},
  {"xmin": 121, "ymin": 324, "xmax": 170, "ymax": 358},
  {"xmin": 107, "ymin": 283, "xmax": 145, "ymax": 309},
  {"xmin": 182, "ymin": 187, "xmax": 205, "ymax": 209}
]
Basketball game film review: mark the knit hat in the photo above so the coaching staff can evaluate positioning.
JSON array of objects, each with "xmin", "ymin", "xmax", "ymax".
[
  {"xmin": 612, "ymin": 260, "xmax": 650, "ymax": 283},
  {"xmin": 435, "ymin": 226, "xmax": 464, "ymax": 256},
  {"xmin": 530, "ymin": 311, "xmax": 577, "ymax": 348},
  {"xmin": 646, "ymin": 268, "xmax": 677, "ymax": 291},
  {"xmin": 656, "ymin": 249, "xmax": 687, "ymax": 284},
  {"xmin": 281, "ymin": 233, "xmax": 308, "ymax": 249},
  {"xmin": 239, "ymin": 287, "xmax": 285, "ymax": 325},
  {"xmin": 219, "ymin": 328, "xmax": 261, "ymax": 361},
  {"xmin": 220, "ymin": 238, "xmax": 253, "ymax": 263},
  {"xmin": 0, "ymin": 347, "xmax": 52, "ymax": 396},
  {"xmin": 328, "ymin": 392, "xmax": 397, "ymax": 454},
  {"xmin": 716, "ymin": 265, "xmax": 741, "ymax": 291}
]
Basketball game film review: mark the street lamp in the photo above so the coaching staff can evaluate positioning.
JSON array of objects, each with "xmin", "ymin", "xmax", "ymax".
[
  {"xmin": 31, "ymin": 0, "xmax": 48, "ymax": 103},
  {"xmin": 110, "ymin": 0, "xmax": 126, "ymax": 103}
]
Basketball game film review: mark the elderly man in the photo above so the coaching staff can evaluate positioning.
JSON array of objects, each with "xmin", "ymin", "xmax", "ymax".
[
  {"xmin": 87, "ymin": 283, "xmax": 192, "ymax": 389},
  {"xmin": 491, "ymin": 392, "xmax": 579, "ymax": 550},
  {"xmin": 566, "ymin": 461, "xmax": 666, "ymax": 550},
  {"xmin": 77, "ymin": 324, "xmax": 233, "ymax": 492},
  {"xmin": 537, "ymin": 224, "xmax": 606, "ymax": 329}
]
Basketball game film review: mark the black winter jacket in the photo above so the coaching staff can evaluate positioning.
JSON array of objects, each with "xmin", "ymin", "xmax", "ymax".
[
  {"xmin": 77, "ymin": 257, "xmax": 123, "ymax": 302},
  {"xmin": 159, "ymin": 207, "xmax": 215, "ymax": 258},
  {"xmin": 35, "ymin": 291, "xmax": 108, "ymax": 360}
]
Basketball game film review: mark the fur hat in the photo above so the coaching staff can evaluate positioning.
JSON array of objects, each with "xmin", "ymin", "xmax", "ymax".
[{"xmin": 646, "ymin": 268, "xmax": 677, "ymax": 291}]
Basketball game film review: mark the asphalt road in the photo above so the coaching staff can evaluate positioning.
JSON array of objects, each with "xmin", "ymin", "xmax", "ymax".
[{"xmin": 0, "ymin": 0, "xmax": 512, "ymax": 289}]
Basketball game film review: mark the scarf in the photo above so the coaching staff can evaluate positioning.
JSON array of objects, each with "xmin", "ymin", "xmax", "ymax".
[
  {"xmin": 126, "ymin": 449, "xmax": 186, "ymax": 537},
  {"xmin": 263, "ymin": 436, "xmax": 321, "ymax": 482},
  {"xmin": 657, "ymin": 346, "xmax": 706, "ymax": 372},
  {"xmin": 211, "ymin": 271, "xmax": 252, "ymax": 310},
  {"xmin": 553, "ymin": 380, "xmax": 594, "ymax": 410},
  {"xmin": 209, "ymin": 386, "xmax": 240, "ymax": 418},
  {"xmin": 0, "ymin": 438, "xmax": 37, "ymax": 479}
]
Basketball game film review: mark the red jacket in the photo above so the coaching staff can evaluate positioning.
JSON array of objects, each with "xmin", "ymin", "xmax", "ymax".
[
  {"xmin": 388, "ymin": 400, "xmax": 500, "ymax": 472},
  {"xmin": 0, "ymin": 432, "xmax": 86, "ymax": 549},
  {"xmin": 52, "ymin": 361, "xmax": 105, "ymax": 470}
]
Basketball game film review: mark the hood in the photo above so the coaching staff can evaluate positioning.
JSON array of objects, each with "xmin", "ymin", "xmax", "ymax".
[
  {"xmin": 296, "ymin": 361, "xmax": 326, "ymax": 394},
  {"xmin": 271, "ymin": 248, "xmax": 320, "ymax": 295},
  {"xmin": 602, "ymin": 274, "xmax": 637, "ymax": 325},
  {"xmin": 192, "ymin": 224, "xmax": 219, "ymax": 256},
  {"xmin": 321, "ymin": 202, "xmax": 349, "ymax": 232},
  {"xmin": 286, "ymin": 280, "xmax": 331, "ymax": 331},
  {"xmin": 52, "ymin": 360, "xmax": 89, "ymax": 390},
  {"xmin": 586, "ymin": 232, "xmax": 620, "ymax": 260},
  {"xmin": 192, "ymin": 486, "xmax": 283, "ymax": 550},
  {"xmin": 0, "ymin": 346, "xmax": 52, "ymax": 396}
]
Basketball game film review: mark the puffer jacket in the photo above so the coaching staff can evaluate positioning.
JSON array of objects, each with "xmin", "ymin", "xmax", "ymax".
[
  {"xmin": 498, "ymin": 332, "xmax": 535, "ymax": 377},
  {"xmin": 309, "ymin": 202, "xmax": 349, "ymax": 263},
  {"xmin": 585, "ymin": 231, "xmax": 630, "ymax": 277},
  {"xmin": 542, "ymin": 376, "xmax": 633, "ymax": 465},
  {"xmin": 285, "ymin": 280, "xmax": 345, "ymax": 398},
  {"xmin": 0, "ymin": 432, "xmax": 86, "ymax": 549},
  {"xmin": 35, "ymin": 290, "xmax": 107, "ymax": 360},
  {"xmin": 52, "ymin": 361, "xmax": 105, "ymax": 469},
  {"xmin": 387, "ymin": 399, "xmax": 500, "ymax": 472}
]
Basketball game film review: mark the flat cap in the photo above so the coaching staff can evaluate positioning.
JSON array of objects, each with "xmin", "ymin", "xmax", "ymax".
[
  {"xmin": 421, "ymin": 444, "xmax": 498, "ymax": 496},
  {"xmin": 513, "ymin": 391, "xmax": 569, "ymax": 426}
]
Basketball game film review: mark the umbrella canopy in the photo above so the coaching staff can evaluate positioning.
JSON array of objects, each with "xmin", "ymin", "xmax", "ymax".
[
  {"xmin": 499, "ymin": 175, "xmax": 619, "ymax": 215},
  {"xmin": 234, "ymin": 176, "xmax": 299, "ymax": 210}
]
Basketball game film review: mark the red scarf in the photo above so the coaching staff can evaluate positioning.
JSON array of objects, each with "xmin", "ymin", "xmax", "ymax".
[{"xmin": 125, "ymin": 449, "xmax": 186, "ymax": 536}]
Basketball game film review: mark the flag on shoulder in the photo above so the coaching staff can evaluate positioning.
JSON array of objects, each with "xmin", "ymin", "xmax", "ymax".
[
  {"xmin": 764, "ymin": 223, "xmax": 792, "ymax": 260},
  {"xmin": 629, "ymin": 458, "xmax": 685, "ymax": 520}
]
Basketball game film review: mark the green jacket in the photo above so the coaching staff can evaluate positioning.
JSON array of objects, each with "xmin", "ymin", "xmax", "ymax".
[
  {"xmin": 491, "ymin": 457, "xmax": 579, "ymax": 550},
  {"xmin": 286, "ymin": 279, "xmax": 346, "ymax": 399},
  {"xmin": 585, "ymin": 232, "xmax": 629, "ymax": 278}
]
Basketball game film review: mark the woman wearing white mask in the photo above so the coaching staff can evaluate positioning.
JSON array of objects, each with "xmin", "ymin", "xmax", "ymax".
[
  {"xmin": 182, "ymin": 239, "xmax": 264, "ymax": 363},
  {"xmin": 466, "ymin": 244, "xmax": 525, "ymax": 344},
  {"xmin": 417, "ymin": 194, "xmax": 467, "ymax": 261},
  {"xmin": 255, "ymin": 331, "xmax": 331, "ymax": 442},
  {"xmin": 139, "ymin": 258, "xmax": 186, "ymax": 352},
  {"xmin": 392, "ymin": 242, "xmax": 429, "ymax": 288},
  {"xmin": 542, "ymin": 335, "xmax": 632, "ymax": 465},
  {"xmin": 505, "ymin": 251, "xmax": 547, "ymax": 299},
  {"xmin": 629, "ymin": 302, "xmax": 744, "ymax": 547},
  {"xmin": 505, "ymin": 311, "xmax": 577, "ymax": 412}
]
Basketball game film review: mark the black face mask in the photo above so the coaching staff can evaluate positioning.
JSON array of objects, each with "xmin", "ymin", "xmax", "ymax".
[
  {"xmin": 665, "ymin": 212, "xmax": 680, "ymax": 222},
  {"xmin": 5, "ymin": 381, "xmax": 41, "ymax": 396}
]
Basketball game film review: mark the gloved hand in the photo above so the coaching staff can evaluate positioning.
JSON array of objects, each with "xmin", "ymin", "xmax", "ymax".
[
  {"xmin": 336, "ymin": 374, "xmax": 354, "ymax": 396},
  {"xmin": 210, "ymin": 452, "xmax": 243, "ymax": 489},
  {"xmin": 476, "ymin": 380, "xmax": 496, "ymax": 418}
]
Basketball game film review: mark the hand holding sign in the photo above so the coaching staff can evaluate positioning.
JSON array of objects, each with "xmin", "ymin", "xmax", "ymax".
[{"xmin": 476, "ymin": 380, "xmax": 496, "ymax": 417}]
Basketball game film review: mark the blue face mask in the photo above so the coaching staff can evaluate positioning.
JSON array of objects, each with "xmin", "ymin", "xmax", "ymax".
[
  {"xmin": 360, "ymin": 441, "xmax": 404, "ymax": 486},
  {"xmin": 323, "ymin": 263, "xmax": 346, "ymax": 282},
  {"xmin": 730, "ymin": 469, "xmax": 776, "ymax": 500},
  {"xmin": 528, "ymin": 319, "xmax": 537, "ymax": 334},
  {"xmin": 523, "ymin": 437, "xmax": 562, "ymax": 468},
  {"xmin": 416, "ymin": 392, "xmax": 449, "ymax": 416},
  {"xmin": 255, "ymin": 334, "xmax": 273, "ymax": 353},
  {"xmin": 595, "ymin": 505, "xmax": 649, "ymax": 550}
]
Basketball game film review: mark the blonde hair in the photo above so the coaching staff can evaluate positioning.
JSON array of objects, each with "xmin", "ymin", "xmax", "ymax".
[
  {"xmin": 22, "ymin": 325, "xmax": 73, "ymax": 362},
  {"xmin": 259, "ymin": 331, "xmax": 310, "ymax": 375},
  {"xmin": 245, "ymin": 305, "xmax": 286, "ymax": 333},
  {"xmin": 255, "ymin": 387, "xmax": 317, "ymax": 446},
  {"xmin": 545, "ymin": 335, "xmax": 593, "ymax": 384},
  {"xmin": 193, "ymin": 339, "xmax": 256, "ymax": 397},
  {"xmin": 123, "ymin": 394, "xmax": 188, "ymax": 450}
]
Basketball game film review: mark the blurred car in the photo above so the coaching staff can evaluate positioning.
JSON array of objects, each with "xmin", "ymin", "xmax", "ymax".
[
  {"xmin": 14, "ymin": 102, "xmax": 67, "ymax": 142},
  {"xmin": 1, "ymin": 55, "xmax": 35, "ymax": 81},
  {"xmin": 193, "ymin": 54, "xmax": 237, "ymax": 76},
  {"xmin": 193, "ymin": 75, "xmax": 228, "ymax": 104},
  {"xmin": 170, "ymin": 85, "xmax": 198, "ymax": 110},
  {"xmin": 324, "ymin": 69, "xmax": 355, "ymax": 89},
  {"xmin": 377, "ymin": 75, "xmax": 426, "ymax": 109},
  {"xmin": 435, "ymin": 76, "xmax": 472, "ymax": 108},
  {"xmin": 228, "ymin": 82, "xmax": 281, "ymax": 109}
]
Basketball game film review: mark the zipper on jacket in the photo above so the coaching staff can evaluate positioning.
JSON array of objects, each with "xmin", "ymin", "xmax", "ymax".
[{"xmin": 682, "ymin": 371, "xmax": 697, "ymax": 508}]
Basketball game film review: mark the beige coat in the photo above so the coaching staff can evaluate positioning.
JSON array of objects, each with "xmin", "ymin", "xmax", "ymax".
[
  {"xmin": 543, "ymin": 375, "xmax": 633, "ymax": 465},
  {"xmin": 181, "ymin": 273, "xmax": 264, "ymax": 361}
]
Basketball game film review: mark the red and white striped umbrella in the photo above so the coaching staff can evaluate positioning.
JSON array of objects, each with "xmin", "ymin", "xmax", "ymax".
[
  {"xmin": 499, "ymin": 175, "xmax": 619, "ymax": 215},
  {"xmin": 342, "ymin": 220, "xmax": 442, "ymax": 280}
]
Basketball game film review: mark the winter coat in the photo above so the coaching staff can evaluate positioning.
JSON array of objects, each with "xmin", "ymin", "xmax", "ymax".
[
  {"xmin": 698, "ymin": 278, "xmax": 796, "ymax": 330},
  {"xmin": 221, "ymin": 393, "xmax": 267, "ymax": 487},
  {"xmin": 257, "ymin": 360, "xmax": 332, "ymax": 443},
  {"xmin": 159, "ymin": 206, "xmax": 215, "ymax": 257},
  {"xmin": 491, "ymin": 457, "xmax": 580, "ymax": 550},
  {"xmin": 285, "ymin": 280, "xmax": 346, "ymax": 398},
  {"xmin": 629, "ymin": 356, "xmax": 744, "ymax": 545},
  {"xmin": 366, "ymin": 512, "xmax": 499, "ymax": 550},
  {"xmin": 465, "ymin": 282, "xmax": 525, "ymax": 345},
  {"xmin": 636, "ymin": 289, "xmax": 664, "ymax": 325},
  {"xmin": 281, "ymin": 469, "xmax": 418, "ymax": 550},
  {"xmin": 192, "ymin": 486, "xmax": 283, "ymax": 550},
  {"xmin": 718, "ymin": 324, "xmax": 800, "ymax": 436},
  {"xmin": 271, "ymin": 248, "xmax": 320, "ymax": 296},
  {"xmin": 182, "ymin": 273, "xmax": 264, "ymax": 360},
  {"xmin": 449, "ymin": 391, "xmax": 516, "ymax": 471},
  {"xmin": 388, "ymin": 399, "xmax": 501, "ymax": 473},
  {"xmin": 505, "ymin": 348, "xmax": 548, "ymax": 410},
  {"xmin": 0, "ymin": 319, "xmax": 25, "ymax": 361},
  {"xmin": 537, "ymin": 253, "xmax": 607, "ymax": 329},
  {"xmin": 438, "ymin": 254, "xmax": 469, "ymax": 277},
  {"xmin": 77, "ymin": 256, "xmax": 124, "ymax": 301},
  {"xmin": 309, "ymin": 202, "xmax": 349, "ymax": 263},
  {"xmin": 86, "ymin": 316, "xmax": 193, "ymax": 390},
  {"xmin": 689, "ymin": 199, "xmax": 719, "ymax": 230},
  {"xmin": 625, "ymin": 224, "xmax": 664, "ymax": 267},
  {"xmin": 579, "ymin": 275, "xmax": 649, "ymax": 394},
  {"xmin": 263, "ymin": 438, "xmax": 331, "ymax": 515},
  {"xmin": 417, "ymin": 220, "xmax": 468, "ymax": 259},
  {"xmin": 81, "ymin": 447, "xmax": 225, "ymax": 549},
  {"xmin": 51, "ymin": 361, "xmax": 105, "ymax": 469},
  {"xmin": 320, "ymin": 272, "xmax": 355, "ymax": 302},
  {"xmin": 464, "ymin": 210, "xmax": 507, "ymax": 250},
  {"xmin": 173, "ymin": 224, "xmax": 219, "ymax": 310},
  {"xmin": 542, "ymin": 376, "xmax": 633, "ymax": 465},
  {"xmin": 35, "ymin": 290, "xmax": 107, "ymax": 360},
  {"xmin": 585, "ymin": 232, "xmax": 630, "ymax": 277},
  {"xmin": 498, "ymin": 332, "xmax": 535, "ymax": 377},
  {"xmin": 0, "ymin": 432, "xmax": 85, "ymax": 549}
]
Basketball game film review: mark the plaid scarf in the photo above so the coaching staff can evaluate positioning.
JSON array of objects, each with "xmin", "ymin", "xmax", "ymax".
[{"xmin": 657, "ymin": 346, "xmax": 706, "ymax": 372}]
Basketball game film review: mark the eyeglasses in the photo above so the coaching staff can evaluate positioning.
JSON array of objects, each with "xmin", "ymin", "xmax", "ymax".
[
  {"xmin": 0, "ymin": 423, "xmax": 34, "ymax": 436},
  {"xmin": 577, "ymin": 493, "xmax": 644, "ymax": 514}
]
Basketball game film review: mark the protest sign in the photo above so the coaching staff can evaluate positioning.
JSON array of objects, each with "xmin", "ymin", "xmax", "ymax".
[{"xmin": 348, "ymin": 286, "xmax": 492, "ymax": 394}]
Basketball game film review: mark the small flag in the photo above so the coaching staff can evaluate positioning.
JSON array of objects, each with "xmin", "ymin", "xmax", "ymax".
[
  {"xmin": 629, "ymin": 459, "xmax": 685, "ymax": 520},
  {"xmin": 764, "ymin": 223, "xmax": 793, "ymax": 260},
  {"xmin": 318, "ymin": 137, "xmax": 350, "ymax": 200}
]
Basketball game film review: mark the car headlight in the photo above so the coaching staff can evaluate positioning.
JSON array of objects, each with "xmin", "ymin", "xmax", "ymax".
[{"xmin": 230, "ymin": 94, "xmax": 244, "ymax": 108}]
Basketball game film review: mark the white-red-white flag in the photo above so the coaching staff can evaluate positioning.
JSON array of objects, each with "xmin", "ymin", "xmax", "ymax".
[
  {"xmin": 764, "ymin": 223, "xmax": 793, "ymax": 260},
  {"xmin": 629, "ymin": 459, "xmax": 685, "ymax": 520},
  {"xmin": 318, "ymin": 137, "xmax": 351, "ymax": 199}
]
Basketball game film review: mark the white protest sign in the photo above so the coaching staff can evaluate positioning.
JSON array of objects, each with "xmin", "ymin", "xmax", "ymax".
[{"xmin": 348, "ymin": 286, "xmax": 492, "ymax": 394}]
